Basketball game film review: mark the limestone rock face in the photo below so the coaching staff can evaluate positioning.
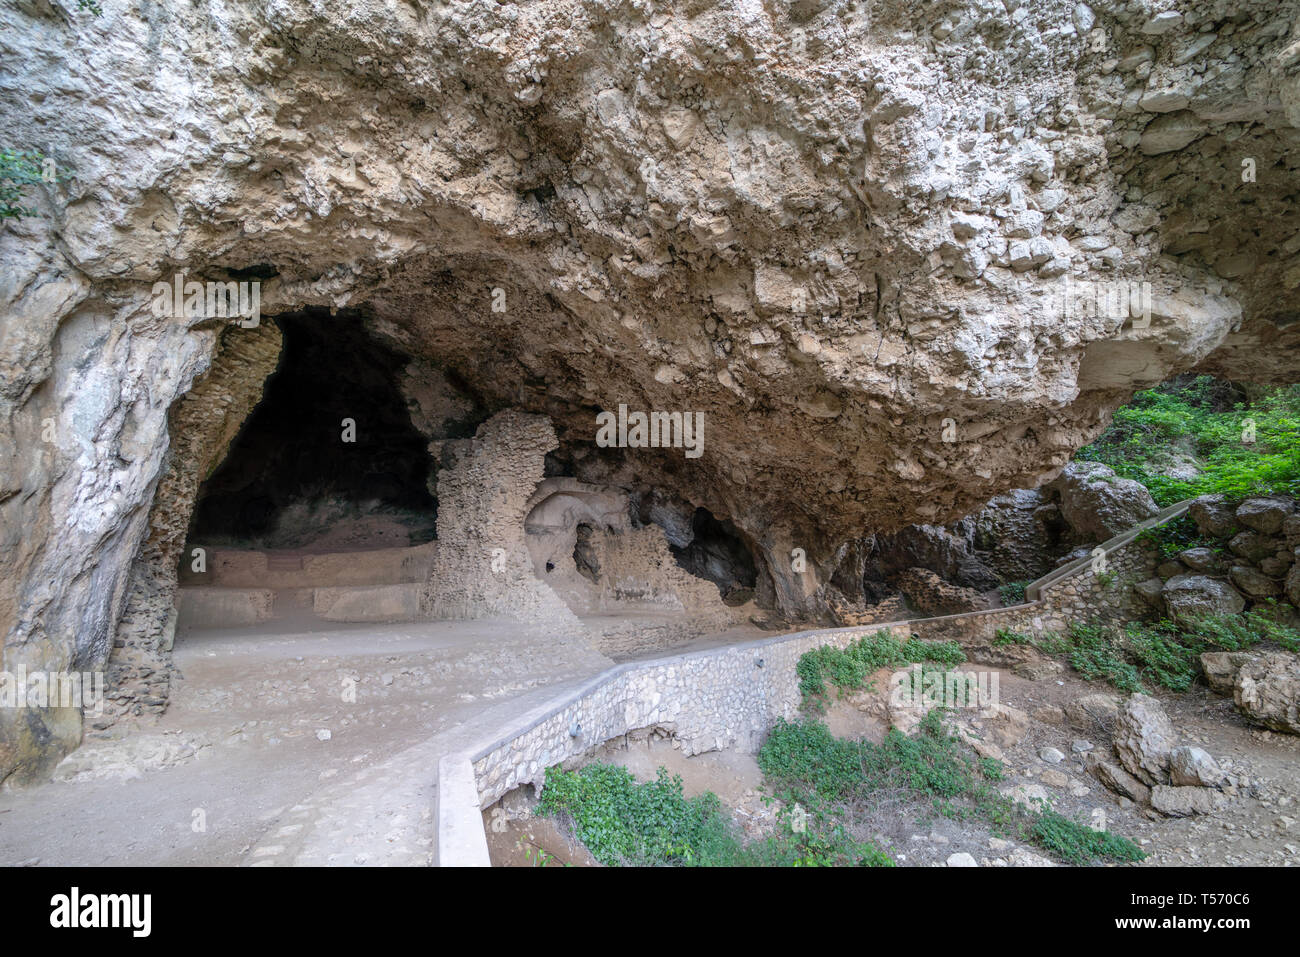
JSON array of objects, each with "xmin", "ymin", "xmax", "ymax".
[{"xmin": 2, "ymin": 0, "xmax": 1300, "ymax": 779}]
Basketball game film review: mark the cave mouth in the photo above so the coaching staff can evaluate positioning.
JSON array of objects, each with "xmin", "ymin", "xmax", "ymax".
[
  {"xmin": 668, "ymin": 507, "xmax": 757, "ymax": 604},
  {"xmin": 187, "ymin": 307, "xmax": 438, "ymax": 553}
]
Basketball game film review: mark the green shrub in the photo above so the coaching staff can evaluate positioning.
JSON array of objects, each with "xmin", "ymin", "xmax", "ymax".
[
  {"xmin": 1123, "ymin": 621, "xmax": 1197, "ymax": 692},
  {"xmin": 1, "ymin": 150, "xmax": 47, "ymax": 220},
  {"xmin": 535, "ymin": 761, "xmax": 894, "ymax": 867},
  {"xmin": 759, "ymin": 713, "xmax": 1143, "ymax": 865},
  {"xmin": 796, "ymin": 633, "xmax": 965, "ymax": 711},
  {"xmin": 998, "ymin": 581, "xmax": 1028, "ymax": 605},
  {"xmin": 1078, "ymin": 376, "xmax": 1300, "ymax": 504},
  {"xmin": 1065, "ymin": 621, "xmax": 1142, "ymax": 692},
  {"xmin": 1029, "ymin": 807, "xmax": 1147, "ymax": 865},
  {"xmin": 535, "ymin": 764, "xmax": 731, "ymax": 866}
]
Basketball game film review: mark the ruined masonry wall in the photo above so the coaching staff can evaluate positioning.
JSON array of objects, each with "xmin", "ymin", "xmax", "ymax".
[
  {"xmin": 103, "ymin": 324, "xmax": 282, "ymax": 730},
  {"xmin": 421, "ymin": 411, "xmax": 582, "ymax": 631}
]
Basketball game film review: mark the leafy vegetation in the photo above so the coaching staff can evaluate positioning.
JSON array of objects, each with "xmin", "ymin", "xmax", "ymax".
[
  {"xmin": 0, "ymin": 148, "xmax": 74, "ymax": 222},
  {"xmin": 759, "ymin": 712, "xmax": 1144, "ymax": 866},
  {"xmin": 1136, "ymin": 513, "xmax": 1224, "ymax": 560},
  {"xmin": 1077, "ymin": 375, "xmax": 1300, "ymax": 505},
  {"xmin": 998, "ymin": 580, "xmax": 1028, "ymax": 605},
  {"xmin": 995, "ymin": 613, "xmax": 1300, "ymax": 693},
  {"xmin": 796, "ymin": 633, "xmax": 965, "ymax": 711},
  {"xmin": 1, "ymin": 150, "xmax": 48, "ymax": 220},
  {"xmin": 537, "ymin": 706, "xmax": 1145, "ymax": 867},
  {"xmin": 533, "ymin": 762, "xmax": 893, "ymax": 867}
]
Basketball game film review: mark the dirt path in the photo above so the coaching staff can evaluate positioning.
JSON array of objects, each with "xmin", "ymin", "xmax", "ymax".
[{"xmin": 0, "ymin": 618, "xmax": 611, "ymax": 866}]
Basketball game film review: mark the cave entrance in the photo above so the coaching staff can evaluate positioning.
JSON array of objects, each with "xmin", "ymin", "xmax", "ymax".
[
  {"xmin": 668, "ymin": 508, "xmax": 757, "ymax": 605},
  {"xmin": 187, "ymin": 308, "xmax": 438, "ymax": 553}
]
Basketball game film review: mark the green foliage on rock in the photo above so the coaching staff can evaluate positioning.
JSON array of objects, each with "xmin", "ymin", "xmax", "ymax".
[
  {"xmin": 1078, "ymin": 376, "xmax": 1300, "ymax": 505},
  {"xmin": 996, "ymin": 613, "xmax": 1300, "ymax": 693},
  {"xmin": 1, "ymin": 150, "xmax": 48, "ymax": 220},
  {"xmin": 759, "ymin": 711, "xmax": 1144, "ymax": 866}
]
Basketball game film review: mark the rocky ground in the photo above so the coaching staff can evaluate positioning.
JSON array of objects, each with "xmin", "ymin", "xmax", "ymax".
[{"xmin": 491, "ymin": 658, "xmax": 1300, "ymax": 867}]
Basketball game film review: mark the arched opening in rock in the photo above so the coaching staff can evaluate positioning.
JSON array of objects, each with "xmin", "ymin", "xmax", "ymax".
[
  {"xmin": 667, "ymin": 507, "xmax": 758, "ymax": 605},
  {"xmin": 188, "ymin": 308, "xmax": 438, "ymax": 551}
]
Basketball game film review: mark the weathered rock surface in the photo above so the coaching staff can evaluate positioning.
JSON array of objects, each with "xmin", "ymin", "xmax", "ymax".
[
  {"xmin": 1161, "ymin": 574, "xmax": 1247, "ymax": 623},
  {"xmin": 1114, "ymin": 693, "xmax": 1176, "ymax": 786},
  {"xmin": 1201, "ymin": 651, "xmax": 1259, "ymax": 695},
  {"xmin": 1168, "ymin": 746, "xmax": 1225, "ymax": 789},
  {"xmin": 1235, "ymin": 497, "xmax": 1294, "ymax": 535},
  {"xmin": 1233, "ymin": 652, "xmax": 1300, "ymax": 734},
  {"xmin": 1089, "ymin": 756, "xmax": 1151, "ymax": 805},
  {"xmin": 1066, "ymin": 692, "xmax": 1121, "ymax": 731},
  {"xmin": 1150, "ymin": 785, "xmax": 1230, "ymax": 817},
  {"xmin": 1189, "ymin": 495, "xmax": 1244, "ymax": 540},
  {"xmin": 1049, "ymin": 462, "xmax": 1158, "ymax": 542}
]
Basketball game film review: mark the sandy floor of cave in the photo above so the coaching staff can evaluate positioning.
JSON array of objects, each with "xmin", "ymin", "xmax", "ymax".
[{"xmin": 0, "ymin": 616, "xmax": 622, "ymax": 866}]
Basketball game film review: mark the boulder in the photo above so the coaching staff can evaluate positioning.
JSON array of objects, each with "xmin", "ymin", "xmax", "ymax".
[
  {"xmin": 1134, "ymin": 578, "xmax": 1165, "ymax": 605},
  {"xmin": 983, "ymin": 703, "xmax": 1031, "ymax": 749},
  {"xmin": 1228, "ymin": 565, "xmax": 1281, "ymax": 598},
  {"xmin": 1014, "ymin": 659, "xmax": 1064, "ymax": 681},
  {"xmin": 1049, "ymin": 461, "xmax": 1158, "ymax": 541},
  {"xmin": 1235, "ymin": 497, "xmax": 1294, "ymax": 535},
  {"xmin": 1286, "ymin": 563, "xmax": 1300, "ymax": 606},
  {"xmin": 1114, "ymin": 693, "xmax": 1176, "ymax": 785},
  {"xmin": 1233, "ymin": 652, "xmax": 1300, "ymax": 734},
  {"xmin": 1088, "ymin": 756, "xmax": 1151, "ymax": 804},
  {"xmin": 1200, "ymin": 650, "xmax": 1259, "ymax": 695},
  {"xmin": 1150, "ymin": 785, "xmax": 1229, "ymax": 817},
  {"xmin": 1161, "ymin": 574, "xmax": 1245, "ymax": 623},
  {"xmin": 1066, "ymin": 692, "xmax": 1120, "ymax": 730},
  {"xmin": 1168, "ymin": 746, "xmax": 1225, "ymax": 788},
  {"xmin": 1283, "ymin": 514, "xmax": 1300, "ymax": 549},
  {"xmin": 1178, "ymin": 547, "xmax": 1223, "ymax": 574},
  {"xmin": 1188, "ymin": 494, "xmax": 1239, "ymax": 539},
  {"xmin": 1260, "ymin": 555, "xmax": 1292, "ymax": 578},
  {"xmin": 1156, "ymin": 560, "xmax": 1187, "ymax": 579},
  {"xmin": 1229, "ymin": 530, "xmax": 1278, "ymax": 563}
]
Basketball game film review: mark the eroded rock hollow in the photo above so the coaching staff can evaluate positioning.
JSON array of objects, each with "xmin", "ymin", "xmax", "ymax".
[{"xmin": 2, "ymin": 0, "xmax": 1298, "ymax": 780}]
